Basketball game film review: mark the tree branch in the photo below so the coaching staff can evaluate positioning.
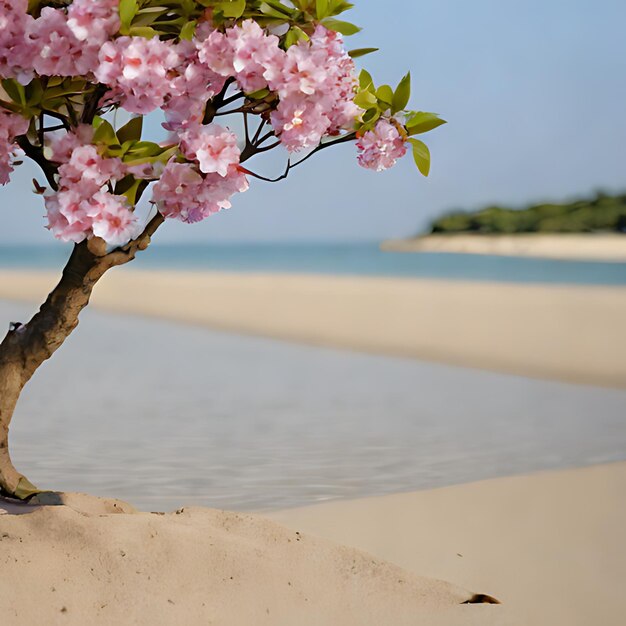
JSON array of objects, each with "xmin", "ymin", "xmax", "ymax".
[
  {"xmin": 16, "ymin": 136, "xmax": 58, "ymax": 190},
  {"xmin": 240, "ymin": 132, "xmax": 357, "ymax": 181}
]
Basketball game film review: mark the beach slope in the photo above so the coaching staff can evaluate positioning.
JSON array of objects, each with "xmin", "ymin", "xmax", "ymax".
[
  {"xmin": 270, "ymin": 462, "xmax": 626, "ymax": 626},
  {"xmin": 0, "ymin": 493, "xmax": 499, "ymax": 626}
]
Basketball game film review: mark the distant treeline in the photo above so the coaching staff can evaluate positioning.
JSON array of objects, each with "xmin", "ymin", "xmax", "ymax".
[{"xmin": 429, "ymin": 192, "xmax": 626, "ymax": 234}]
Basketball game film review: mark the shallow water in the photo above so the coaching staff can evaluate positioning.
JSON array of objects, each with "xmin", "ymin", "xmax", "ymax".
[{"xmin": 3, "ymin": 300, "xmax": 626, "ymax": 512}]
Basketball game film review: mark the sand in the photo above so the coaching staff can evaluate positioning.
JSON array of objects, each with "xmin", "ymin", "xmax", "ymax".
[
  {"xmin": 1, "ymin": 463, "xmax": 623, "ymax": 625},
  {"xmin": 1, "ymin": 269, "xmax": 625, "ymax": 387},
  {"xmin": 270, "ymin": 462, "xmax": 626, "ymax": 626},
  {"xmin": 381, "ymin": 233, "xmax": 626, "ymax": 261},
  {"xmin": 0, "ymin": 493, "xmax": 501, "ymax": 626}
]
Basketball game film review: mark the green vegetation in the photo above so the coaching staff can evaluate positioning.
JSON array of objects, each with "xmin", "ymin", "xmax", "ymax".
[{"xmin": 429, "ymin": 192, "xmax": 626, "ymax": 234}]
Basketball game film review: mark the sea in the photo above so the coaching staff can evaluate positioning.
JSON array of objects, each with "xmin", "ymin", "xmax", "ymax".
[{"xmin": 1, "ymin": 241, "xmax": 626, "ymax": 285}]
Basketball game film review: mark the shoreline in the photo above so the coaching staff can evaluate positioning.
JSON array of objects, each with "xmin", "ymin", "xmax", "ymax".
[
  {"xmin": 1, "ymin": 268, "xmax": 625, "ymax": 388},
  {"xmin": 381, "ymin": 233, "xmax": 626, "ymax": 261}
]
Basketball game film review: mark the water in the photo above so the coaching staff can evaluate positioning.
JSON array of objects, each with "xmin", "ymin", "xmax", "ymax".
[
  {"xmin": 4, "ymin": 300, "xmax": 625, "ymax": 513},
  {"xmin": 1, "ymin": 242, "xmax": 626, "ymax": 285}
]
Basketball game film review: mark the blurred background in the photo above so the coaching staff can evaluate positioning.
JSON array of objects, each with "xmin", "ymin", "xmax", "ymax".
[{"xmin": 1, "ymin": 0, "xmax": 625, "ymax": 512}]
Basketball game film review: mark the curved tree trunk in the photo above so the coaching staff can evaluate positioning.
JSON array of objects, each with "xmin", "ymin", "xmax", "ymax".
[{"xmin": 0, "ymin": 217, "xmax": 162, "ymax": 499}]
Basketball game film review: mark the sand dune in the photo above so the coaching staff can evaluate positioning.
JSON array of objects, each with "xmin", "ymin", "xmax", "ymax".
[
  {"xmin": 0, "ymin": 492, "xmax": 500, "ymax": 626},
  {"xmin": 1, "ymin": 269, "xmax": 625, "ymax": 387}
]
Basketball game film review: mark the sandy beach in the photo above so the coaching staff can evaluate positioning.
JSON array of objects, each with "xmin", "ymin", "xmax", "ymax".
[
  {"xmin": 1, "ymin": 271, "xmax": 624, "ymax": 624},
  {"xmin": 0, "ymin": 269, "xmax": 625, "ymax": 388},
  {"xmin": 270, "ymin": 461, "xmax": 626, "ymax": 626},
  {"xmin": 381, "ymin": 233, "xmax": 626, "ymax": 261},
  {"xmin": 1, "ymin": 462, "xmax": 623, "ymax": 625}
]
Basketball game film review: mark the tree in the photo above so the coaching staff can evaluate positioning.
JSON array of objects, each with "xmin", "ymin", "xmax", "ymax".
[{"xmin": 0, "ymin": 0, "xmax": 444, "ymax": 499}]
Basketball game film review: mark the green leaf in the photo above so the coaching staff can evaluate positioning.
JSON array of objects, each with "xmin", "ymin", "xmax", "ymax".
[
  {"xmin": 93, "ymin": 118, "xmax": 117, "ymax": 146},
  {"xmin": 1, "ymin": 79, "xmax": 26, "ymax": 106},
  {"xmin": 120, "ymin": 178, "xmax": 143, "ymax": 206},
  {"xmin": 321, "ymin": 18, "xmax": 361, "ymax": 36},
  {"xmin": 408, "ymin": 138, "xmax": 430, "ymax": 176},
  {"xmin": 316, "ymin": 0, "xmax": 329, "ymax": 18},
  {"xmin": 376, "ymin": 85, "xmax": 393, "ymax": 107},
  {"xmin": 116, "ymin": 116, "xmax": 143, "ymax": 144},
  {"xmin": 246, "ymin": 88, "xmax": 270, "ymax": 99},
  {"xmin": 406, "ymin": 111, "xmax": 447, "ymax": 135},
  {"xmin": 358, "ymin": 108, "xmax": 381, "ymax": 132},
  {"xmin": 284, "ymin": 26, "xmax": 309, "ymax": 48},
  {"xmin": 128, "ymin": 26, "xmax": 159, "ymax": 38},
  {"xmin": 119, "ymin": 0, "xmax": 139, "ymax": 33},
  {"xmin": 348, "ymin": 47, "xmax": 379, "ymax": 59},
  {"xmin": 180, "ymin": 20, "xmax": 197, "ymax": 41},
  {"xmin": 133, "ymin": 7, "xmax": 169, "ymax": 27},
  {"xmin": 328, "ymin": 0, "xmax": 354, "ymax": 16},
  {"xmin": 358, "ymin": 69, "xmax": 374, "ymax": 91},
  {"xmin": 392, "ymin": 72, "xmax": 411, "ymax": 113},
  {"xmin": 216, "ymin": 0, "xmax": 246, "ymax": 18},
  {"xmin": 25, "ymin": 80, "xmax": 44, "ymax": 107},
  {"xmin": 354, "ymin": 90, "xmax": 378, "ymax": 109},
  {"xmin": 260, "ymin": 0, "xmax": 294, "ymax": 16}
]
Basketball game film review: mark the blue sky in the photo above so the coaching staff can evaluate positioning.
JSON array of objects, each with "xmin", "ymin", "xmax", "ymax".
[{"xmin": 2, "ymin": 0, "xmax": 625, "ymax": 243}]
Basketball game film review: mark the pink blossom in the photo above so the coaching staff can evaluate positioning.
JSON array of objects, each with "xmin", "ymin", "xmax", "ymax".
[
  {"xmin": 228, "ymin": 20, "xmax": 283, "ymax": 93},
  {"xmin": 270, "ymin": 98, "xmax": 331, "ymax": 152},
  {"xmin": 178, "ymin": 124, "xmax": 240, "ymax": 177},
  {"xmin": 162, "ymin": 40, "xmax": 226, "ymax": 131},
  {"xmin": 152, "ymin": 161, "xmax": 249, "ymax": 224},
  {"xmin": 196, "ymin": 29, "xmax": 235, "ymax": 78},
  {"xmin": 58, "ymin": 144, "xmax": 124, "ymax": 191},
  {"xmin": 268, "ymin": 26, "xmax": 360, "ymax": 151},
  {"xmin": 0, "ymin": 0, "xmax": 34, "ymax": 83},
  {"xmin": 66, "ymin": 0, "xmax": 120, "ymax": 44},
  {"xmin": 356, "ymin": 120, "xmax": 407, "ymax": 171},
  {"xmin": 44, "ymin": 130, "xmax": 139, "ymax": 246},
  {"xmin": 96, "ymin": 36, "xmax": 180, "ymax": 114},
  {"xmin": 89, "ymin": 190, "xmax": 142, "ymax": 247},
  {"xmin": 196, "ymin": 20, "xmax": 283, "ymax": 94},
  {"xmin": 44, "ymin": 193, "xmax": 91, "ymax": 243},
  {"xmin": 46, "ymin": 188, "xmax": 140, "ymax": 246},
  {"xmin": 27, "ymin": 7, "xmax": 98, "ymax": 77},
  {"xmin": 47, "ymin": 124, "xmax": 94, "ymax": 163},
  {"xmin": 0, "ymin": 109, "xmax": 29, "ymax": 185},
  {"xmin": 151, "ymin": 162, "xmax": 206, "ymax": 223}
]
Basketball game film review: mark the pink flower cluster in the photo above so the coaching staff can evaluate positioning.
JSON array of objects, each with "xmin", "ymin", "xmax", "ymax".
[
  {"xmin": 154, "ymin": 122, "xmax": 246, "ymax": 223},
  {"xmin": 96, "ymin": 36, "xmax": 180, "ymax": 114},
  {"xmin": 196, "ymin": 21, "xmax": 360, "ymax": 152},
  {"xmin": 152, "ymin": 161, "xmax": 249, "ymax": 224},
  {"xmin": 356, "ymin": 120, "xmax": 407, "ymax": 171},
  {"xmin": 0, "ymin": 109, "xmax": 29, "ymax": 185},
  {"xmin": 0, "ymin": 0, "xmax": 34, "ymax": 83},
  {"xmin": 198, "ymin": 20, "xmax": 283, "ymax": 94},
  {"xmin": 45, "ymin": 130, "xmax": 141, "ymax": 246},
  {"xmin": 24, "ymin": 0, "xmax": 119, "ymax": 78},
  {"xmin": 162, "ymin": 40, "xmax": 226, "ymax": 131},
  {"xmin": 268, "ymin": 26, "xmax": 362, "ymax": 151},
  {"xmin": 179, "ymin": 124, "xmax": 240, "ymax": 177}
]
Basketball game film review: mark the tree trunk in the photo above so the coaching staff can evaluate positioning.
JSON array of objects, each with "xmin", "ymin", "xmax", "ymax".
[{"xmin": 0, "ymin": 218, "xmax": 161, "ymax": 499}]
